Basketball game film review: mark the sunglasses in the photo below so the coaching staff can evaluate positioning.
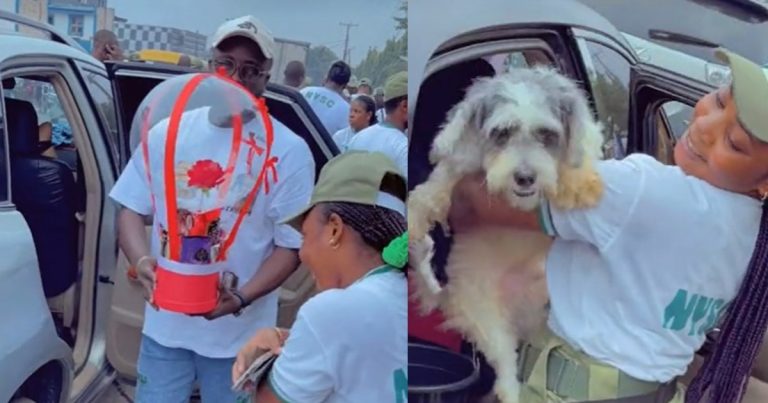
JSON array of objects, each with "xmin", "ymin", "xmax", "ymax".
[{"xmin": 213, "ymin": 57, "xmax": 269, "ymax": 82}]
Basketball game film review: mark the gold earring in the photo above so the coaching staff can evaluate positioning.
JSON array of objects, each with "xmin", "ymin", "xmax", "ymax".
[{"xmin": 329, "ymin": 239, "xmax": 340, "ymax": 249}]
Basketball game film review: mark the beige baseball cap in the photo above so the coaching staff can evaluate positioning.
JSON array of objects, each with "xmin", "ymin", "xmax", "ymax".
[
  {"xmin": 211, "ymin": 15, "xmax": 275, "ymax": 60},
  {"xmin": 715, "ymin": 48, "xmax": 768, "ymax": 142},
  {"xmin": 348, "ymin": 75, "xmax": 359, "ymax": 88},
  {"xmin": 281, "ymin": 151, "xmax": 406, "ymax": 230},
  {"xmin": 384, "ymin": 71, "xmax": 408, "ymax": 102}
]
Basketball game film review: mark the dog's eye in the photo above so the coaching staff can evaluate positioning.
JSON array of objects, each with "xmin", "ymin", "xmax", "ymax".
[
  {"xmin": 536, "ymin": 129, "xmax": 559, "ymax": 147},
  {"xmin": 490, "ymin": 128, "xmax": 511, "ymax": 145}
]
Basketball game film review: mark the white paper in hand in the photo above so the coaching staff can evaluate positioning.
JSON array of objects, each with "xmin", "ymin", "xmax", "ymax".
[{"xmin": 232, "ymin": 351, "xmax": 278, "ymax": 392}]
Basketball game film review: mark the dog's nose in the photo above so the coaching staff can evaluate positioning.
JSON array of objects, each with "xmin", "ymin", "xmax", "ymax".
[{"xmin": 513, "ymin": 171, "xmax": 536, "ymax": 187}]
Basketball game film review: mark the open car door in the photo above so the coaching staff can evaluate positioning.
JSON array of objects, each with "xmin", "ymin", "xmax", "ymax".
[{"xmin": 103, "ymin": 61, "xmax": 337, "ymax": 381}]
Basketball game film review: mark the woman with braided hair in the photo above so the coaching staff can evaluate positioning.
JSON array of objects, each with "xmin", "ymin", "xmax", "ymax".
[
  {"xmin": 440, "ymin": 48, "xmax": 768, "ymax": 403},
  {"xmin": 232, "ymin": 151, "xmax": 408, "ymax": 402}
]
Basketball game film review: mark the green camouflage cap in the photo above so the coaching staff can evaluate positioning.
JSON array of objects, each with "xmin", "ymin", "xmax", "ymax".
[
  {"xmin": 374, "ymin": 87, "xmax": 385, "ymax": 96},
  {"xmin": 715, "ymin": 48, "xmax": 768, "ymax": 142},
  {"xmin": 359, "ymin": 78, "xmax": 372, "ymax": 87},
  {"xmin": 384, "ymin": 71, "xmax": 407, "ymax": 102},
  {"xmin": 281, "ymin": 151, "xmax": 406, "ymax": 230}
]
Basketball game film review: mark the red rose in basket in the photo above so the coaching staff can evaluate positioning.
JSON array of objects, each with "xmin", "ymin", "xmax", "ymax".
[{"xmin": 187, "ymin": 159, "xmax": 225, "ymax": 197}]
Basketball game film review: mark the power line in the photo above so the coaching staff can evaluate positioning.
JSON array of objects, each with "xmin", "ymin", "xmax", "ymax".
[{"xmin": 339, "ymin": 22, "xmax": 358, "ymax": 65}]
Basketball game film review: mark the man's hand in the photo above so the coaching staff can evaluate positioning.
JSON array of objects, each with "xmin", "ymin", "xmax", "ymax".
[
  {"xmin": 196, "ymin": 284, "xmax": 242, "ymax": 320},
  {"xmin": 231, "ymin": 327, "xmax": 289, "ymax": 391},
  {"xmin": 136, "ymin": 256, "xmax": 158, "ymax": 309}
]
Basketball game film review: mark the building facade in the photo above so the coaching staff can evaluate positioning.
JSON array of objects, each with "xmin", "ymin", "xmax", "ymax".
[
  {"xmin": 114, "ymin": 20, "xmax": 208, "ymax": 58},
  {"xmin": 0, "ymin": 0, "xmax": 48, "ymax": 36},
  {"xmin": 46, "ymin": 0, "xmax": 113, "ymax": 52}
]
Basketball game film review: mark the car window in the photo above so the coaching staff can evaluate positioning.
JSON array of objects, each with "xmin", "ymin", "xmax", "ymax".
[
  {"xmin": 0, "ymin": 96, "xmax": 7, "ymax": 202},
  {"xmin": 6, "ymin": 78, "xmax": 66, "ymax": 124},
  {"xmin": 581, "ymin": 41, "xmax": 632, "ymax": 159},
  {"xmin": 661, "ymin": 101, "xmax": 693, "ymax": 141},
  {"xmin": 5, "ymin": 77, "xmax": 79, "ymax": 173},
  {"xmin": 655, "ymin": 101, "xmax": 694, "ymax": 165},
  {"xmin": 79, "ymin": 68, "xmax": 120, "ymax": 170},
  {"xmin": 483, "ymin": 49, "xmax": 554, "ymax": 74}
]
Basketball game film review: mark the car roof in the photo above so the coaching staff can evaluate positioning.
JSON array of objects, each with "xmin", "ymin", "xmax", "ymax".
[
  {"xmin": 0, "ymin": 34, "xmax": 102, "ymax": 69},
  {"xmin": 579, "ymin": 0, "xmax": 768, "ymax": 65},
  {"xmin": 409, "ymin": 0, "xmax": 632, "ymax": 109}
]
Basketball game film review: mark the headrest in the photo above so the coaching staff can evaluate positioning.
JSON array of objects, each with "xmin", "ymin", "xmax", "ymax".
[{"xmin": 5, "ymin": 98, "xmax": 40, "ymax": 156}]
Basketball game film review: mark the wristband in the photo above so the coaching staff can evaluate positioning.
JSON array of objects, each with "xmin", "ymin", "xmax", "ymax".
[{"xmin": 232, "ymin": 289, "xmax": 250, "ymax": 316}]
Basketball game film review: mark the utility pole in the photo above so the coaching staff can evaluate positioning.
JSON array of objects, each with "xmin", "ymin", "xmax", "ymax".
[{"xmin": 339, "ymin": 22, "xmax": 358, "ymax": 64}]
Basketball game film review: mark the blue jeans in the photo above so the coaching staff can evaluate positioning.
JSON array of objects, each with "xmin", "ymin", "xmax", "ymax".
[{"xmin": 135, "ymin": 335, "xmax": 250, "ymax": 403}]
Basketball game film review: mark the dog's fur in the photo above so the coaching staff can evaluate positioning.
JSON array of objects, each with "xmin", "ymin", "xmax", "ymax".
[{"xmin": 408, "ymin": 67, "xmax": 605, "ymax": 402}]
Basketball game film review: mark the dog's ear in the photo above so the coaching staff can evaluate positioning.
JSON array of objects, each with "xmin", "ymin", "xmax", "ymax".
[
  {"xmin": 460, "ymin": 76, "xmax": 501, "ymax": 133},
  {"xmin": 466, "ymin": 94, "xmax": 493, "ymax": 132},
  {"xmin": 559, "ymin": 87, "xmax": 604, "ymax": 167}
]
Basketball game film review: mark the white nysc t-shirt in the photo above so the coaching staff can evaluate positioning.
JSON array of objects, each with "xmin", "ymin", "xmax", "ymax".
[
  {"xmin": 268, "ymin": 266, "xmax": 408, "ymax": 402},
  {"xmin": 540, "ymin": 153, "xmax": 761, "ymax": 382},
  {"xmin": 331, "ymin": 126, "xmax": 357, "ymax": 152},
  {"xmin": 301, "ymin": 86, "xmax": 350, "ymax": 135},
  {"xmin": 109, "ymin": 107, "xmax": 315, "ymax": 358},
  {"xmin": 346, "ymin": 122, "xmax": 408, "ymax": 180}
]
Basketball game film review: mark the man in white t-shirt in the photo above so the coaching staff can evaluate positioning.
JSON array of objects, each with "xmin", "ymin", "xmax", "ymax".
[
  {"xmin": 346, "ymin": 71, "xmax": 408, "ymax": 179},
  {"xmin": 300, "ymin": 61, "xmax": 351, "ymax": 135},
  {"xmin": 110, "ymin": 15, "xmax": 314, "ymax": 402}
]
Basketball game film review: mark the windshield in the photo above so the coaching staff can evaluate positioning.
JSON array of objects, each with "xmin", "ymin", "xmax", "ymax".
[{"xmin": 579, "ymin": 0, "xmax": 768, "ymax": 65}]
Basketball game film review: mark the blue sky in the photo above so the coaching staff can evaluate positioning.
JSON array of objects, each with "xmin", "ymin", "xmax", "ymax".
[{"xmin": 108, "ymin": 0, "xmax": 403, "ymax": 64}]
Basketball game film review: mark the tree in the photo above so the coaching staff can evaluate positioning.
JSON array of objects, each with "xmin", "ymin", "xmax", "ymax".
[
  {"xmin": 306, "ymin": 46, "xmax": 341, "ymax": 87},
  {"xmin": 395, "ymin": 1, "xmax": 407, "ymax": 31},
  {"xmin": 353, "ymin": 1, "xmax": 407, "ymax": 88}
]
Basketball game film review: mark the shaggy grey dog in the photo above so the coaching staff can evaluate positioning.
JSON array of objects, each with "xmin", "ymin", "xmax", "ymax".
[{"xmin": 409, "ymin": 66, "xmax": 605, "ymax": 402}]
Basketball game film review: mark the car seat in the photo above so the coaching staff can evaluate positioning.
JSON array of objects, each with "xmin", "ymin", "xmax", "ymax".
[{"xmin": 6, "ymin": 98, "xmax": 79, "ymax": 300}]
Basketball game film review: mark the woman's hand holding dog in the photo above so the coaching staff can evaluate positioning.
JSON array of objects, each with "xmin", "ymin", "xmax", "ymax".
[{"xmin": 449, "ymin": 173, "xmax": 541, "ymax": 233}]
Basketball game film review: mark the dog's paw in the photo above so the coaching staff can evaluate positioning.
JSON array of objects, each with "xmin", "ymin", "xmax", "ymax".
[
  {"xmin": 551, "ymin": 164, "xmax": 604, "ymax": 210},
  {"xmin": 408, "ymin": 183, "xmax": 454, "ymax": 240},
  {"xmin": 409, "ymin": 235, "xmax": 434, "ymax": 267}
]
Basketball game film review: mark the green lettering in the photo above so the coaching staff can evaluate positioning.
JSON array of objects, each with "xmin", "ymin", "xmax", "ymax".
[
  {"xmin": 698, "ymin": 299, "xmax": 725, "ymax": 335},
  {"xmin": 393, "ymin": 368, "xmax": 407, "ymax": 403},
  {"xmin": 663, "ymin": 289, "xmax": 698, "ymax": 331},
  {"xmin": 689, "ymin": 296, "xmax": 712, "ymax": 336}
]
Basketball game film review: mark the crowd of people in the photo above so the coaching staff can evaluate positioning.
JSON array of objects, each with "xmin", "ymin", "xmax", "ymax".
[
  {"xmin": 109, "ymin": 14, "xmax": 408, "ymax": 403},
  {"xmin": 299, "ymin": 60, "xmax": 408, "ymax": 180}
]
